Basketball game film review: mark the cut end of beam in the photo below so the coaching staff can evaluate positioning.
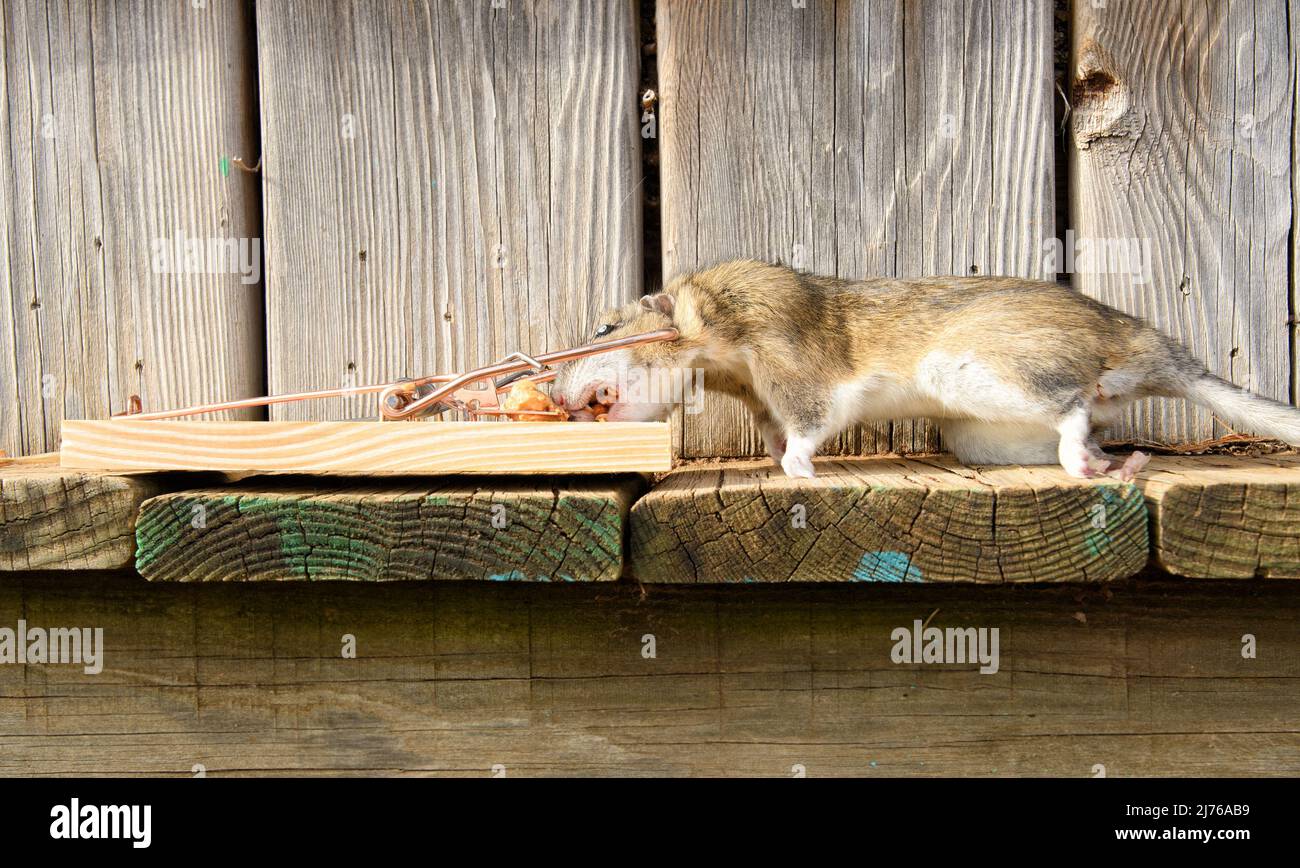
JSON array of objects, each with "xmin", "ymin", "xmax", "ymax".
[
  {"xmin": 1139, "ymin": 455, "xmax": 1300, "ymax": 579},
  {"xmin": 1, "ymin": 464, "xmax": 162, "ymax": 571},
  {"xmin": 629, "ymin": 456, "xmax": 1149, "ymax": 583},
  {"xmin": 135, "ymin": 477, "xmax": 645, "ymax": 582}
]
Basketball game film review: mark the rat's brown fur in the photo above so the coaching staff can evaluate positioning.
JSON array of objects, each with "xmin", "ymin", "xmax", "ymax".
[{"xmin": 554, "ymin": 260, "xmax": 1300, "ymax": 479}]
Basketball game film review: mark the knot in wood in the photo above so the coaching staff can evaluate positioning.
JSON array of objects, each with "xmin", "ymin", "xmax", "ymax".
[{"xmin": 1071, "ymin": 40, "xmax": 1133, "ymax": 151}]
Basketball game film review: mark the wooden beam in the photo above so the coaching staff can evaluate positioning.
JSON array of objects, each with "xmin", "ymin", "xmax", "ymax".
[
  {"xmin": 135, "ymin": 477, "xmax": 644, "ymax": 582},
  {"xmin": 1140, "ymin": 455, "xmax": 1300, "ymax": 579},
  {"xmin": 59, "ymin": 420, "xmax": 672, "ymax": 474},
  {"xmin": 629, "ymin": 457, "xmax": 1148, "ymax": 583},
  {"xmin": 2, "ymin": 575, "xmax": 1296, "ymax": 775},
  {"xmin": 657, "ymin": 0, "xmax": 1055, "ymax": 457},
  {"xmin": 0, "ymin": 0, "xmax": 264, "ymax": 457},
  {"xmin": 0, "ymin": 464, "xmax": 162, "ymax": 571},
  {"xmin": 255, "ymin": 0, "xmax": 641, "ymax": 421},
  {"xmin": 1070, "ymin": 0, "xmax": 1293, "ymax": 443}
]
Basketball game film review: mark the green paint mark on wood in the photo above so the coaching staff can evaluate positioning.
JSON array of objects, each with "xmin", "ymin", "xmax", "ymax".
[{"xmin": 1082, "ymin": 485, "xmax": 1142, "ymax": 561}]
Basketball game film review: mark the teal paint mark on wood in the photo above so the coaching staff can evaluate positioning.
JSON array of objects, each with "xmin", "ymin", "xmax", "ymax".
[
  {"xmin": 853, "ymin": 551, "xmax": 923, "ymax": 583},
  {"xmin": 489, "ymin": 571, "xmax": 554, "ymax": 582}
]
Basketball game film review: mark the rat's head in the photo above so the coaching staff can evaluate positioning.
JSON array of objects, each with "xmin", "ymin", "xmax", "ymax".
[{"xmin": 552, "ymin": 291, "xmax": 681, "ymax": 421}]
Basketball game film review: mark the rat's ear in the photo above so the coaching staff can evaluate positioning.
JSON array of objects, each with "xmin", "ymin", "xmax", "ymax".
[{"xmin": 639, "ymin": 292, "xmax": 676, "ymax": 318}]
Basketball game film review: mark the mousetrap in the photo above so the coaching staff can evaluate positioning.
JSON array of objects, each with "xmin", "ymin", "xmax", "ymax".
[{"xmin": 59, "ymin": 330, "xmax": 678, "ymax": 475}]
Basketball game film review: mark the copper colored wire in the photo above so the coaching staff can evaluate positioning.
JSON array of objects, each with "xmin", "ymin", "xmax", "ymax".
[{"xmin": 115, "ymin": 328, "xmax": 679, "ymax": 422}]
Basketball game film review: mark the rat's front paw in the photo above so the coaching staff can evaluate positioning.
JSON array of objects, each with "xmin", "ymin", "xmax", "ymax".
[{"xmin": 781, "ymin": 452, "xmax": 816, "ymax": 479}]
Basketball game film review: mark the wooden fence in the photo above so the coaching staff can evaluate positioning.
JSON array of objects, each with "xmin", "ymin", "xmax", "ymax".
[{"xmin": 2, "ymin": 0, "xmax": 1296, "ymax": 458}]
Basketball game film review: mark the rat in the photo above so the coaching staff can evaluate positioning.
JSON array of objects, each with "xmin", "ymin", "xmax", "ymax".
[{"xmin": 552, "ymin": 260, "xmax": 1300, "ymax": 480}]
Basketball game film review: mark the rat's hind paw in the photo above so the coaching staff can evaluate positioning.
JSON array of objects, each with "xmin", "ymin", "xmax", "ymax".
[{"xmin": 1105, "ymin": 450, "xmax": 1149, "ymax": 482}]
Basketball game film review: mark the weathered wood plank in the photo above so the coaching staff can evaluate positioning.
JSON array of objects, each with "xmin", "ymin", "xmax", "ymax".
[
  {"xmin": 657, "ymin": 0, "xmax": 1055, "ymax": 457},
  {"xmin": 629, "ymin": 456, "xmax": 1146, "ymax": 583},
  {"xmin": 1070, "ymin": 0, "xmax": 1293, "ymax": 443},
  {"xmin": 0, "ymin": 464, "xmax": 162, "ymax": 571},
  {"xmin": 1294, "ymin": 0, "xmax": 1300, "ymax": 412},
  {"xmin": 1140, "ymin": 455, "xmax": 1300, "ymax": 579},
  {"xmin": 0, "ymin": 1, "xmax": 12, "ymax": 458},
  {"xmin": 0, "ymin": 575, "xmax": 1296, "ymax": 776},
  {"xmin": 0, "ymin": 0, "xmax": 264, "ymax": 457},
  {"xmin": 135, "ymin": 477, "xmax": 645, "ymax": 582},
  {"xmin": 256, "ymin": 0, "xmax": 642, "ymax": 421},
  {"xmin": 59, "ymin": 420, "xmax": 672, "ymax": 474}
]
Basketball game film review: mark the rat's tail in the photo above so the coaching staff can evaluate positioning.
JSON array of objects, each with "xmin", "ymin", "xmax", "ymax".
[{"xmin": 1180, "ymin": 373, "xmax": 1300, "ymax": 445}]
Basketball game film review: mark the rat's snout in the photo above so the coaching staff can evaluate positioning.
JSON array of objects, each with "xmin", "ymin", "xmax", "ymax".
[
  {"xmin": 557, "ymin": 379, "xmax": 619, "ymax": 410},
  {"xmin": 552, "ymin": 350, "xmax": 632, "ymax": 409}
]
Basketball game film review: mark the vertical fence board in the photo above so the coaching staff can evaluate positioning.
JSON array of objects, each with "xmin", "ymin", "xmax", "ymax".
[
  {"xmin": 257, "ymin": 0, "xmax": 642, "ymax": 420},
  {"xmin": 0, "ymin": 0, "xmax": 264, "ymax": 456},
  {"xmin": 0, "ymin": 0, "xmax": 13, "ymax": 454},
  {"xmin": 1071, "ymin": 0, "xmax": 1293, "ymax": 443},
  {"xmin": 659, "ymin": 0, "xmax": 1055, "ymax": 458},
  {"xmin": 1293, "ymin": 0, "xmax": 1299, "ymax": 410}
]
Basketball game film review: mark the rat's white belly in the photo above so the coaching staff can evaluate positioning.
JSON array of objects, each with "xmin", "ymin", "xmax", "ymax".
[
  {"xmin": 842, "ymin": 353, "xmax": 1052, "ymax": 425},
  {"xmin": 834, "ymin": 374, "xmax": 947, "ymax": 424},
  {"xmin": 916, "ymin": 350, "xmax": 1052, "ymax": 419}
]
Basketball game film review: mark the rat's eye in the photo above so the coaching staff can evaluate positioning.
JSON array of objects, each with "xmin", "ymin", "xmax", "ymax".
[{"xmin": 594, "ymin": 322, "xmax": 620, "ymax": 338}]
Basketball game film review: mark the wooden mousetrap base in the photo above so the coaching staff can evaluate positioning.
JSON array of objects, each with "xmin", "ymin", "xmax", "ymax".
[{"xmin": 59, "ymin": 420, "xmax": 673, "ymax": 474}]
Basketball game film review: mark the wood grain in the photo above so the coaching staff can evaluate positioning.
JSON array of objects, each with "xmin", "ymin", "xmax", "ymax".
[
  {"xmin": 0, "ymin": 574, "xmax": 1296, "ymax": 776},
  {"xmin": 135, "ymin": 476, "xmax": 644, "ymax": 582},
  {"xmin": 657, "ymin": 0, "xmax": 1055, "ymax": 457},
  {"xmin": 59, "ymin": 420, "xmax": 673, "ymax": 474},
  {"xmin": 0, "ymin": 463, "xmax": 161, "ymax": 571},
  {"xmin": 629, "ymin": 456, "xmax": 1147, "ymax": 583},
  {"xmin": 255, "ymin": 0, "xmax": 642, "ymax": 422},
  {"xmin": 1070, "ymin": 0, "xmax": 1293, "ymax": 443},
  {"xmin": 1140, "ymin": 454, "xmax": 1300, "ymax": 579},
  {"xmin": 1294, "ymin": 0, "xmax": 1300, "ymax": 411},
  {"xmin": 0, "ymin": 0, "xmax": 264, "ymax": 457}
]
